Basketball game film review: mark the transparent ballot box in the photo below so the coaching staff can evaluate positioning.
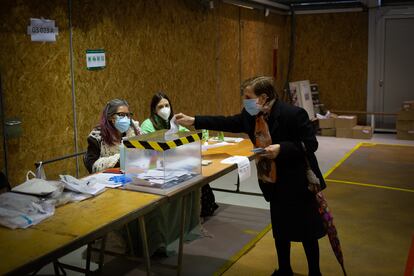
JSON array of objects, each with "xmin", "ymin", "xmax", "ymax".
[{"xmin": 123, "ymin": 130, "xmax": 202, "ymax": 193}]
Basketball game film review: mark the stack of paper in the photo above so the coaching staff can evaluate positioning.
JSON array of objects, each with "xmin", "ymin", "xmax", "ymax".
[
  {"xmin": 134, "ymin": 169, "xmax": 194, "ymax": 189},
  {"xmin": 60, "ymin": 175, "xmax": 106, "ymax": 196}
]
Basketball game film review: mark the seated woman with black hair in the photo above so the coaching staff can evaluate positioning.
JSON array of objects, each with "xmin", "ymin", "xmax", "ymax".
[
  {"xmin": 140, "ymin": 92, "xmax": 188, "ymax": 133},
  {"xmin": 141, "ymin": 92, "xmax": 219, "ymax": 218}
]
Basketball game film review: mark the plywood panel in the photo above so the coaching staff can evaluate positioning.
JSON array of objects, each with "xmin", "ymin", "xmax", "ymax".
[
  {"xmin": 217, "ymin": 3, "xmax": 241, "ymax": 115},
  {"xmin": 241, "ymin": 8, "xmax": 289, "ymax": 99},
  {"xmin": 72, "ymin": 0, "xmax": 218, "ymax": 153},
  {"xmin": 292, "ymin": 12, "xmax": 368, "ymax": 112},
  {"xmin": 0, "ymin": 0, "xmax": 75, "ymax": 185},
  {"xmin": 0, "ymin": 0, "xmax": 292, "ymax": 184}
]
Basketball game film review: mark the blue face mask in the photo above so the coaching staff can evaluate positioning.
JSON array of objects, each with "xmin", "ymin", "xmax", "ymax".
[
  {"xmin": 243, "ymin": 99, "xmax": 260, "ymax": 116},
  {"xmin": 114, "ymin": 116, "xmax": 131, "ymax": 133}
]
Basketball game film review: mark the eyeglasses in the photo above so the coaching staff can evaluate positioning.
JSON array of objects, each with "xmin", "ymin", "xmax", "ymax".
[{"xmin": 114, "ymin": 112, "xmax": 133, "ymax": 118}]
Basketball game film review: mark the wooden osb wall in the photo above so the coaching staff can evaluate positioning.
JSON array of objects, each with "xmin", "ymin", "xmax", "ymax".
[
  {"xmin": 0, "ymin": 0, "xmax": 289, "ymax": 186},
  {"xmin": 0, "ymin": 0, "xmax": 77, "ymax": 185},
  {"xmin": 291, "ymin": 12, "xmax": 368, "ymax": 112},
  {"xmin": 241, "ymin": 9, "xmax": 289, "ymax": 94}
]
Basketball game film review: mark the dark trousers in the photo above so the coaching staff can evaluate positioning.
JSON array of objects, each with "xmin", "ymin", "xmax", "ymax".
[{"xmin": 275, "ymin": 238, "xmax": 322, "ymax": 276}]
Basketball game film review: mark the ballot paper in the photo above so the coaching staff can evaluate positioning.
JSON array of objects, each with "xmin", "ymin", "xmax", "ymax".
[
  {"xmin": 134, "ymin": 169, "xmax": 195, "ymax": 188},
  {"xmin": 59, "ymin": 175, "xmax": 106, "ymax": 195},
  {"xmin": 202, "ymin": 141, "xmax": 233, "ymax": 151},
  {"xmin": 221, "ymin": 156, "xmax": 251, "ymax": 182},
  {"xmin": 165, "ymin": 116, "xmax": 179, "ymax": 138}
]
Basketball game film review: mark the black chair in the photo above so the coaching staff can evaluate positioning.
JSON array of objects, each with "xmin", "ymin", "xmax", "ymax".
[{"xmin": 0, "ymin": 171, "xmax": 10, "ymax": 192}]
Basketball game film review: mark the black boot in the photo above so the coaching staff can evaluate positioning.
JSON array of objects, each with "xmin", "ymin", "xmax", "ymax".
[
  {"xmin": 303, "ymin": 239, "xmax": 322, "ymax": 276},
  {"xmin": 274, "ymin": 238, "xmax": 293, "ymax": 276},
  {"xmin": 272, "ymin": 268, "xmax": 293, "ymax": 276}
]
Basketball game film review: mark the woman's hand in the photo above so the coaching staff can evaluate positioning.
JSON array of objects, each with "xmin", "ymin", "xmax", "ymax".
[
  {"xmin": 260, "ymin": 144, "xmax": 281, "ymax": 159},
  {"xmin": 175, "ymin": 113, "xmax": 195, "ymax": 127}
]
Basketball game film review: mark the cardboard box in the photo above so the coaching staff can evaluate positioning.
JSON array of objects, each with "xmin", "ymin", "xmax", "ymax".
[
  {"xmin": 397, "ymin": 110, "xmax": 414, "ymax": 121},
  {"xmin": 319, "ymin": 118, "xmax": 335, "ymax": 129},
  {"xmin": 397, "ymin": 130, "xmax": 414, "ymax": 140},
  {"xmin": 402, "ymin": 100, "xmax": 414, "ymax": 111},
  {"xmin": 335, "ymin": 116, "xmax": 357, "ymax": 129},
  {"xmin": 336, "ymin": 128, "xmax": 353, "ymax": 138},
  {"xmin": 352, "ymin": 125, "xmax": 372, "ymax": 139},
  {"xmin": 320, "ymin": 128, "xmax": 336, "ymax": 137},
  {"xmin": 396, "ymin": 120, "xmax": 414, "ymax": 131}
]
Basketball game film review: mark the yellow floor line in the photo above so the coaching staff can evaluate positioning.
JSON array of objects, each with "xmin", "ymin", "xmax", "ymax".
[
  {"xmin": 214, "ymin": 223, "xmax": 272, "ymax": 276},
  {"xmin": 323, "ymin": 141, "xmax": 414, "ymax": 179},
  {"xmin": 361, "ymin": 142, "xmax": 414, "ymax": 148},
  {"xmin": 326, "ymin": 178, "xmax": 414, "ymax": 193},
  {"xmin": 215, "ymin": 142, "xmax": 413, "ymax": 275},
  {"xmin": 323, "ymin": 142, "xmax": 363, "ymax": 178}
]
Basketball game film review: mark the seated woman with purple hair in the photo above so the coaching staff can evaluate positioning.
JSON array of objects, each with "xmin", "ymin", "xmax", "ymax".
[{"xmin": 84, "ymin": 99, "xmax": 140, "ymax": 173}]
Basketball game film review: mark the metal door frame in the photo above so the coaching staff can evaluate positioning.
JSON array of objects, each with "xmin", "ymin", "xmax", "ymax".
[{"xmin": 368, "ymin": 6, "xmax": 414, "ymax": 131}]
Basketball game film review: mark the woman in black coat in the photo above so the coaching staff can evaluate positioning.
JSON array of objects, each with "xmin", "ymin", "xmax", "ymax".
[{"xmin": 176, "ymin": 76, "xmax": 326, "ymax": 276}]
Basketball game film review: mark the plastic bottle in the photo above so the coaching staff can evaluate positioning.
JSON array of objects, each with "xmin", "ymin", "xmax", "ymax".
[
  {"xmin": 202, "ymin": 129, "xmax": 209, "ymax": 142},
  {"xmin": 120, "ymin": 138, "xmax": 126, "ymax": 172},
  {"xmin": 218, "ymin": 131, "xmax": 225, "ymax": 142}
]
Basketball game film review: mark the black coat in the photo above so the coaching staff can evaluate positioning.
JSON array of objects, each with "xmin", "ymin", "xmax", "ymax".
[{"xmin": 194, "ymin": 100, "xmax": 326, "ymax": 241}]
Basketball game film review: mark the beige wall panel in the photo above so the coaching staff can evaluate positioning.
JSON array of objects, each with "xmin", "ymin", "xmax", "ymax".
[
  {"xmin": 0, "ymin": 0, "xmax": 294, "ymax": 182},
  {"xmin": 264, "ymin": 15, "xmax": 290, "ymax": 94},
  {"xmin": 240, "ymin": 9, "xmax": 289, "ymax": 97},
  {"xmin": 0, "ymin": 0, "xmax": 75, "ymax": 185},
  {"xmin": 291, "ymin": 12, "xmax": 368, "ymax": 111},
  {"xmin": 217, "ymin": 3, "xmax": 242, "ymax": 115},
  {"xmin": 72, "ymin": 0, "xmax": 217, "ymax": 154}
]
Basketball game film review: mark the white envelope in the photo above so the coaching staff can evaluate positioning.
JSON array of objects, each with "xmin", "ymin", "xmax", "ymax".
[{"xmin": 12, "ymin": 178, "xmax": 58, "ymax": 196}]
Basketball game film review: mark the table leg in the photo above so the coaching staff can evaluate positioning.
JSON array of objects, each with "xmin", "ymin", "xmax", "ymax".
[
  {"xmin": 371, "ymin": 114, "xmax": 375, "ymax": 132},
  {"xmin": 98, "ymin": 235, "xmax": 107, "ymax": 271},
  {"xmin": 85, "ymin": 242, "xmax": 92, "ymax": 275},
  {"xmin": 138, "ymin": 216, "xmax": 151, "ymax": 276},
  {"xmin": 125, "ymin": 222, "xmax": 135, "ymax": 256},
  {"xmin": 177, "ymin": 194, "xmax": 187, "ymax": 276}
]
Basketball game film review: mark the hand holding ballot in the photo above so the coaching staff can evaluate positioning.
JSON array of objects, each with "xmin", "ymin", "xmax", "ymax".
[{"xmin": 175, "ymin": 113, "xmax": 195, "ymax": 127}]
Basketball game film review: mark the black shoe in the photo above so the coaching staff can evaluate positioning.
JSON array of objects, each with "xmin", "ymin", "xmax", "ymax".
[{"xmin": 272, "ymin": 268, "xmax": 294, "ymax": 276}]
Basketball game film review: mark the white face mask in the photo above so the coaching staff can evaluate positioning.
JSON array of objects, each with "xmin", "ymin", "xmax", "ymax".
[{"xmin": 157, "ymin": 106, "xmax": 171, "ymax": 121}]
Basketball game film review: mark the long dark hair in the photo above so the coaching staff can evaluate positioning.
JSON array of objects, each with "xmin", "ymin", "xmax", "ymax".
[
  {"xmin": 149, "ymin": 92, "xmax": 174, "ymax": 131},
  {"xmin": 99, "ymin": 99, "xmax": 138, "ymax": 146}
]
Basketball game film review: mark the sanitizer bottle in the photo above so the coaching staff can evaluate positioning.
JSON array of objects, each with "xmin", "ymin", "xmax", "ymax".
[{"xmin": 120, "ymin": 138, "xmax": 126, "ymax": 172}]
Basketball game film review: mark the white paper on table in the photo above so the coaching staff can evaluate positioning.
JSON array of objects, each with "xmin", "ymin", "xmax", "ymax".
[
  {"xmin": 220, "ymin": 156, "xmax": 251, "ymax": 182},
  {"xmin": 60, "ymin": 175, "xmax": 106, "ymax": 195},
  {"xmin": 83, "ymin": 173, "xmax": 124, "ymax": 188},
  {"xmin": 202, "ymin": 142, "xmax": 233, "ymax": 151},
  {"xmin": 209, "ymin": 137, "xmax": 244, "ymax": 143},
  {"xmin": 337, "ymin": 115, "xmax": 355, "ymax": 119}
]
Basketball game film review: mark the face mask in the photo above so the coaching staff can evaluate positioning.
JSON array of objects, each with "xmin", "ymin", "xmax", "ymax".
[
  {"xmin": 243, "ymin": 99, "xmax": 261, "ymax": 116},
  {"xmin": 114, "ymin": 116, "xmax": 131, "ymax": 133},
  {"xmin": 157, "ymin": 107, "xmax": 171, "ymax": 121}
]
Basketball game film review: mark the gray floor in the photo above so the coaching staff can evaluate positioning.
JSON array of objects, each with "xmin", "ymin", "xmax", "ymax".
[
  {"xmin": 37, "ymin": 133, "xmax": 414, "ymax": 275},
  {"xmin": 213, "ymin": 133, "xmax": 414, "ymax": 211}
]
